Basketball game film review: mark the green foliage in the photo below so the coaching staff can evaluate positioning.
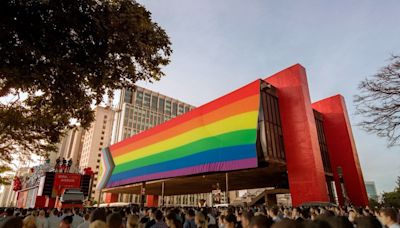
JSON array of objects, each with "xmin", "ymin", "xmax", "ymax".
[
  {"xmin": 0, "ymin": 165, "xmax": 13, "ymax": 185},
  {"xmin": 368, "ymin": 197, "xmax": 380, "ymax": 209},
  {"xmin": 0, "ymin": 0, "xmax": 171, "ymax": 173},
  {"xmin": 381, "ymin": 176, "xmax": 400, "ymax": 208},
  {"xmin": 382, "ymin": 191, "xmax": 400, "ymax": 208}
]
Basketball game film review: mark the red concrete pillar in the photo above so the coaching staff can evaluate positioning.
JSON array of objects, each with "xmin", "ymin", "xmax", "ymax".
[
  {"xmin": 312, "ymin": 95, "xmax": 368, "ymax": 206},
  {"xmin": 264, "ymin": 64, "xmax": 329, "ymax": 206},
  {"xmin": 146, "ymin": 195, "xmax": 159, "ymax": 207}
]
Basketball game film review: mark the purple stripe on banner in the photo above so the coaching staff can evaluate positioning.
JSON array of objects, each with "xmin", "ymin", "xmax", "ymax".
[{"xmin": 106, "ymin": 158, "xmax": 257, "ymax": 188}]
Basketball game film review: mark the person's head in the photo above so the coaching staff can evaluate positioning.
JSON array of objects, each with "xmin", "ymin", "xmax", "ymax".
[
  {"xmin": 223, "ymin": 213, "xmax": 236, "ymax": 228},
  {"xmin": 83, "ymin": 213, "xmax": 90, "ymax": 221},
  {"xmin": 268, "ymin": 207, "xmax": 279, "ymax": 218},
  {"xmin": 379, "ymin": 208, "xmax": 398, "ymax": 226},
  {"xmin": 5, "ymin": 208, "xmax": 14, "ymax": 217},
  {"xmin": 347, "ymin": 210, "xmax": 356, "ymax": 223},
  {"xmin": 195, "ymin": 212, "xmax": 208, "ymax": 228},
  {"xmin": 354, "ymin": 216, "xmax": 381, "ymax": 228},
  {"xmin": 319, "ymin": 216, "xmax": 353, "ymax": 228},
  {"xmin": 90, "ymin": 208, "xmax": 107, "ymax": 223},
  {"xmin": 2, "ymin": 216, "xmax": 23, "ymax": 228},
  {"xmin": 39, "ymin": 210, "xmax": 46, "ymax": 217},
  {"xmin": 52, "ymin": 209, "xmax": 59, "ymax": 216},
  {"xmin": 292, "ymin": 208, "xmax": 301, "ymax": 219},
  {"xmin": 241, "ymin": 211, "xmax": 254, "ymax": 228},
  {"xmin": 23, "ymin": 215, "xmax": 36, "ymax": 228},
  {"xmin": 64, "ymin": 208, "xmax": 71, "ymax": 215},
  {"xmin": 74, "ymin": 208, "xmax": 80, "ymax": 215},
  {"xmin": 249, "ymin": 215, "xmax": 273, "ymax": 228},
  {"xmin": 149, "ymin": 208, "xmax": 157, "ymax": 220},
  {"xmin": 89, "ymin": 220, "xmax": 108, "ymax": 228},
  {"xmin": 186, "ymin": 209, "xmax": 195, "ymax": 220},
  {"xmin": 60, "ymin": 215, "xmax": 73, "ymax": 228},
  {"xmin": 127, "ymin": 214, "xmax": 139, "ymax": 228},
  {"xmin": 271, "ymin": 219, "xmax": 302, "ymax": 228},
  {"xmin": 154, "ymin": 210, "xmax": 164, "ymax": 222},
  {"xmin": 107, "ymin": 212, "xmax": 123, "ymax": 228},
  {"xmin": 166, "ymin": 212, "xmax": 182, "ymax": 228}
]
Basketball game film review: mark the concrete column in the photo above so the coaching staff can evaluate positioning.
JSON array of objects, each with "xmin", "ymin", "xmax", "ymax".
[
  {"xmin": 264, "ymin": 64, "xmax": 329, "ymax": 206},
  {"xmin": 312, "ymin": 95, "xmax": 368, "ymax": 206}
]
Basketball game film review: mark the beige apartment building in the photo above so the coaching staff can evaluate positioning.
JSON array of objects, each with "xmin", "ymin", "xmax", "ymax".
[
  {"xmin": 52, "ymin": 127, "xmax": 84, "ymax": 171},
  {"xmin": 112, "ymin": 87, "xmax": 195, "ymax": 144},
  {"xmin": 110, "ymin": 87, "xmax": 194, "ymax": 203},
  {"xmin": 79, "ymin": 106, "xmax": 115, "ymax": 201}
]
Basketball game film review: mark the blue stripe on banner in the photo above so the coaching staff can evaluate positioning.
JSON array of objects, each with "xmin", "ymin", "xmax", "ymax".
[{"xmin": 109, "ymin": 144, "xmax": 257, "ymax": 183}]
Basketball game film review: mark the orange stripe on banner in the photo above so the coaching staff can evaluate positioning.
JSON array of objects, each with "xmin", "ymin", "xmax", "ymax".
[
  {"xmin": 111, "ymin": 94, "xmax": 260, "ymax": 157},
  {"xmin": 110, "ymin": 79, "xmax": 261, "ymax": 151}
]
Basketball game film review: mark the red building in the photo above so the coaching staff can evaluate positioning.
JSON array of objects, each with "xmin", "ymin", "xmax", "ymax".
[
  {"xmin": 102, "ymin": 64, "xmax": 368, "ymax": 207},
  {"xmin": 264, "ymin": 64, "xmax": 368, "ymax": 206}
]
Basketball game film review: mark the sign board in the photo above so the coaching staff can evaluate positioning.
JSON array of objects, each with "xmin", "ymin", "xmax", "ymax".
[{"xmin": 52, "ymin": 173, "xmax": 81, "ymax": 197}]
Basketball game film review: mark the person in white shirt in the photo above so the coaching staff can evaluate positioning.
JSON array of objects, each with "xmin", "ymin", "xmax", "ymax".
[
  {"xmin": 77, "ymin": 213, "xmax": 90, "ymax": 228},
  {"xmin": 380, "ymin": 208, "xmax": 400, "ymax": 228},
  {"xmin": 48, "ymin": 209, "xmax": 61, "ymax": 228},
  {"xmin": 36, "ymin": 210, "xmax": 48, "ymax": 228},
  {"xmin": 72, "ymin": 209, "xmax": 84, "ymax": 228}
]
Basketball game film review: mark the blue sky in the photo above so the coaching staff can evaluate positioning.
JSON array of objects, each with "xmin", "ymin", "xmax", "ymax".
[{"xmin": 136, "ymin": 0, "xmax": 400, "ymax": 193}]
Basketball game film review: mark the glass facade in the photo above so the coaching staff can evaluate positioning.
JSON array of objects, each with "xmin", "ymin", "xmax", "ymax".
[
  {"xmin": 172, "ymin": 103, "xmax": 178, "ymax": 116},
  {"xmin": 259, "ymin": 87, "xmax": 285, "ymax": 161},
  {"xmin": 314, "ymin": 110, "xmax": 333, "ymax": 174}
]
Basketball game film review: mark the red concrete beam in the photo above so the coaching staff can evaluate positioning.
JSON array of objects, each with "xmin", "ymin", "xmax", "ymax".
[
  {"xmin": 312, "ymin": 95, "xmax": 368, "ymax": 206},
  {"xmin": 265, "ymin": 64, "xmax": 329, "ymax": 206}
]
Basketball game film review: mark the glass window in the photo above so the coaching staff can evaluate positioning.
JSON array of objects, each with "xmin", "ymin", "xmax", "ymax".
[
  {"xmin": 124, "ymin": 89, "xmax": 132, "ymax": 103},
  {"xmin": 151, "ymin": 96, "xmax": 158, "ymax": 111},
  {"xmin": 144, "ymin": 93, "xmax": 151, "ymax": 108},
  {"xmin": 165, "ymin": 100, "xmax": 171, "ymax": 115},
  {"xmin": 178, "ymin": 104, "xmax": 184, "ymax": 114},
  {"xmin": 135, "ymin": 91, "xmax": 143, "ymax": 106},
  {"xmin": 158, "ymin": 98, "xmax": 165, "ymax": 113},
  {"xmin": 172, "ymin": 103, "xmax": 178, "ymax": 116},
  {"xmin": 185, "ymin": 106, "xmax": 190, "ymax": 113}
]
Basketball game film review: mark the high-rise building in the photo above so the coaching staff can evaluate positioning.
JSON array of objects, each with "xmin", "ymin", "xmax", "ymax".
[
  {"xmin": 365, "ymin": 181, "xmax": 378, "ymax": 201},
  {"xmin": 79, "ymin": 106, "xmax": 115, "ymax": 201},
  {"xmin": 52, "ymin": 127, "xmax": 84, "ymax": 171},
  {"xmin": 112, "ymin": 87, "xmax": 195, "ymax": 144},
  {"xmin": 108, "ymin": 87, "xmax": 194, "ymax": 203}
]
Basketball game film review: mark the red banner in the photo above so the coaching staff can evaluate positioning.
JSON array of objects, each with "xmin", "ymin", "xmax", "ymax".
[{"xmin": 52, "ymin": 173, "xmax": 81, "ymax": 197}]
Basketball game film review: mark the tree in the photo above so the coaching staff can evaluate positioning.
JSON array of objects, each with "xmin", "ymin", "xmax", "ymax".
[
  {"xmin": 368, "ymin": 197, "xmax": 380, "ymax": 209},
  {"xmin": 0, "ymin": 0, "xmax": 172, "ymax": 183},
  {"xmin": 381, "ymin": 176, "xmax": 400, "ymax": 208},
  {"xmin": 354, "ymin": 55, "xmax": 400, "ymax": 147}
]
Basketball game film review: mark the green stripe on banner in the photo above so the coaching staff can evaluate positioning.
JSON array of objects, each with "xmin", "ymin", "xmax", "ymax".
[{"xmin": 113, "ymin": 129, "xmax": 257, "ymax": 174}]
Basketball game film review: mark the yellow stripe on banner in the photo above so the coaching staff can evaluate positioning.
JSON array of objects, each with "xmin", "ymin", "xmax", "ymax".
[{"xmin": 114, "ymin": 111, "xmax": 259, "ymax": 165}]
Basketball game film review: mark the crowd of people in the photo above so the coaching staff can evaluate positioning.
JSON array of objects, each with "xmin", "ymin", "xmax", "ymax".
[{"xmin": 0, "ymin": 205, "xmax": 399, "ymax": 228}]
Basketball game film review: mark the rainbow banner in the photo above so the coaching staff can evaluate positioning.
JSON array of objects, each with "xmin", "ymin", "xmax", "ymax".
[
  {"xmin": 98, "ymin": 79, "xmax": 261, "ymax": 189},
  {"xmin": 96, "ymin": 147, "xmax": 114, "ymax": 190}
]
